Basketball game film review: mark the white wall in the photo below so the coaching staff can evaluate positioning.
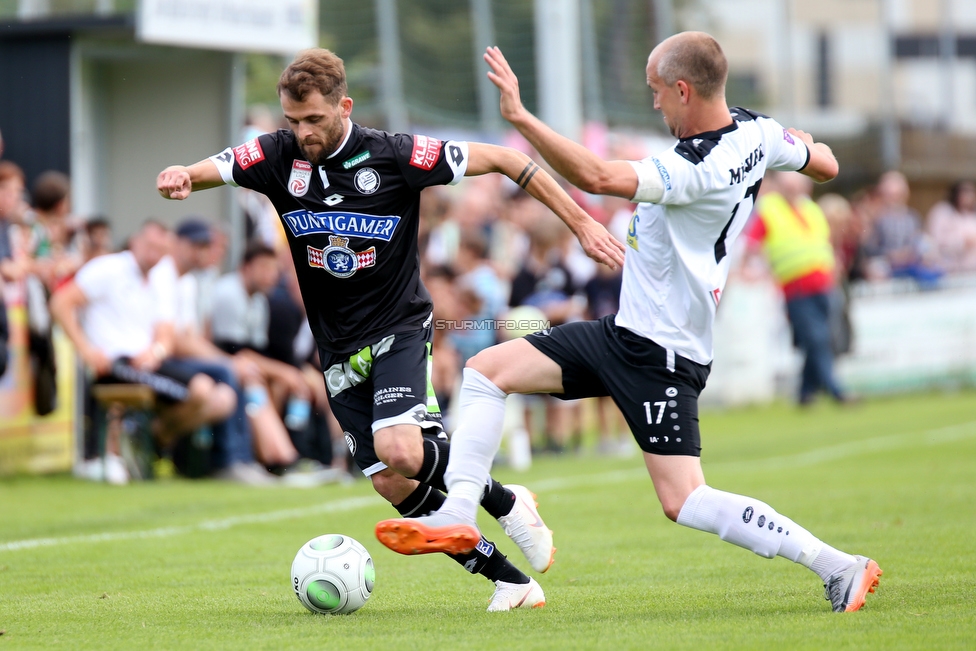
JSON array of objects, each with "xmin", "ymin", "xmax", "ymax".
[{"xmin": 72, "ymin": 42, "xmax": 238, "ymax": 241}]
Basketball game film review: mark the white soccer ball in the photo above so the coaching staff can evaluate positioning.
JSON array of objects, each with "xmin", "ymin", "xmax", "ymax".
[{"xmin": 291, "ymin": 534, "xmax": 375, "ymax": 615}]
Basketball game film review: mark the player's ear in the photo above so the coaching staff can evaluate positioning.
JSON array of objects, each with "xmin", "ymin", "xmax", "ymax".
[
  {"xmin": 339, "ymin": 96, "xmax": 354, "ymax": 119},
  {"xmin": 677, "ymin": 80, "xmax": 690, "ymax": 103}
]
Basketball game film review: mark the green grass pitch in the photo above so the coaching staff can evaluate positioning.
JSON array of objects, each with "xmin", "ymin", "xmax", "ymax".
[{"xmin": 2, "ymin": 392, "xmax": 975, "ymax": 650}]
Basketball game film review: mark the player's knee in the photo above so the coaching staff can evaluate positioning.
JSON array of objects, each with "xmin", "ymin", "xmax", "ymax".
[
  {"xmin": 661, "ymin": 499, "xmax": 684, "ymax": 523},
  {"xmin": 373, "ymin": 426, "xmax": 423, "ymax": 475},
  {"xmin": 370, "ymin": 470, "xmax": 416, "ymax": 504},
  {"xmin": 465, "ymin": 351, "xmax": 510, "ymax": 393}
]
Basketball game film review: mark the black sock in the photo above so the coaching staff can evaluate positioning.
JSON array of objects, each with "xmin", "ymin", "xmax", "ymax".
[
  {"xmin": 393, "ymin": 483, "xmax": 528, "ymax": 585},
  {"xmin": 480, "ymin": 480, "xmax": 516, "ymax": 519},
  {"xmin": 410, "ymin": 438, "xmax": 449, "ymax": 492},
  {"xmin": 412, "ymin": 438, "xmax": 516, "ymax": 519}
]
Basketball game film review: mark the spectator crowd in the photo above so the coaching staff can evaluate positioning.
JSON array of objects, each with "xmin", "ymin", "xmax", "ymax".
[{"xmin": 3, "ymin": 122, "xmax": 976, "ymax": 483}]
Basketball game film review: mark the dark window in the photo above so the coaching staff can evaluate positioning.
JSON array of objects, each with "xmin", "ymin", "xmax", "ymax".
[
  {"xmin": 895, "ymin": 35, "xmax": 942, "ymax": 58},
  {"xmin": 816, "ymin": 32, "xmax": 831, "ymax": 108}
]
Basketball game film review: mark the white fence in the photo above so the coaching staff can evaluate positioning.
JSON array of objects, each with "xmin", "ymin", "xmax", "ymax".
[{"xmin": 702, "ymin": 275, "xmax": 976, "ymax": 407}]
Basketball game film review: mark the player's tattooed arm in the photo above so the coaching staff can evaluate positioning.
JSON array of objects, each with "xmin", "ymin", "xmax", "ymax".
[
  {"xmin": 514, "ymin": 161, "xmax": 541, "ymax": 190},
  {"xmin": 157, "ymin": 159, "xmax": 225, "ymax": 200}
]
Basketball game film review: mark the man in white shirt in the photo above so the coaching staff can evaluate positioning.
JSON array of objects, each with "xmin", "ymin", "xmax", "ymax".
[
  {"xmin": 377, "ymin": 32, "xmax": 881, "ymax": 614},
  {"xmin": 50, "ymin": 220, "xmax": 266, "ymax": 484}
]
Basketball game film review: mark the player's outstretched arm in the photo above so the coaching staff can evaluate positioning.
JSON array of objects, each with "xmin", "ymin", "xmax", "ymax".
[
  {"xmin": 788, "ymin": 128, "xmax": 839, "ymax": 183},
  {"xmin": 157, "ymin": 159, "xmax": 225, "ymax": 200},
  {"xmin": 484, "ymin": 46, "xmax": 639, "ymax": 200},
  {"xmin": 466, "ymin": 142, "xmax": 625, "ymax": 270}
]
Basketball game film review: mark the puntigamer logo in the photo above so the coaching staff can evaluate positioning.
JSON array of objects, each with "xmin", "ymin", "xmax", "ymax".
[{"xmin": 281, "ymin": 210, "xmax": 401, "ymax": 241}]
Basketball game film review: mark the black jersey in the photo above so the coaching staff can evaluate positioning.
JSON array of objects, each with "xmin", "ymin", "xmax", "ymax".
[{"xmin": 209, "ymin": 124, "xmax": 469, "ymax": 355}]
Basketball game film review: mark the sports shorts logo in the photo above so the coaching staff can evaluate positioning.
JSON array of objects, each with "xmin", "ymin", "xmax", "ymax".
[
  {"xmin": 307, "ymin": 236, "xmax": 376, "ymax": 278},
  {"xmin": 742, "ymin": 506, "xmax": 754, "ymax": 523},
  {"xmin": 410, "ymin": 135, "xmax": 441, "ymax": 171},
  {"xmin": 344, "ymin": 432, "xmax": 357, "ymax": 456},
  {"xmin": 354, "ymin": 167, "xmax": 380, "ymax": 194},
  {"xmin": 288, "ymin": 160, "xmax": 312, "ymax": 197},
  {"xmin": 233, "ymin": 139, "xmax": 264, "ymax": 170}
]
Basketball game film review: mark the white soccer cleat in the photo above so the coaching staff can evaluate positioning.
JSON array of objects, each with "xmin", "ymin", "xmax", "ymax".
[
  {"xmin": 487, "ymin": 577, "xmax": 546, "ymax": 612},
  {"xmin": 496, "ymin": 484, "xmax": 556, "ymax": 573}
]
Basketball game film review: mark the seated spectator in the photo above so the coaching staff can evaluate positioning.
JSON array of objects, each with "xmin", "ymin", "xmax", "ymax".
[
  {"xmin": 163, "ymin": 220, "xmax": 334, "ymax": 485},
  {"xmin": 450, "ymin": 228, "xmax": 508, "ymax": 363},
  {"xmin": 0, "ymin": 161, "xmax": 29, "ymax": 376},
  {"xmin": 49, "ymin": 220, "xmax": 272, "ymax": 485},
  {"xmin": 82, "ymin": 216, "xmax": 114, "ymax": 261},
  {"xmin": 0, "ymin": 161, "xmax": 30, "ymax": 282},
  {"xmin": 24, "ymin": 171, "xmax": 83, "ymax": 291},
  {"xmin": 209, "ymin": 243, "xmax": 327, "ymax": 471},
  {"xmin": 866, "ymin": 171, "xmax": 941, "ymax": 284},
  {"xmin": 926, "ymin": 180, "xmax": 976, "ymax": 274}
]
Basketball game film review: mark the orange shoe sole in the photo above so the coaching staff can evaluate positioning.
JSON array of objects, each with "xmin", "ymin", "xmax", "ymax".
[
  {"xmin": 845, "ymin": 560, "xmax": 883, "ymax": 612},
  {"xmin": 375, "ymin": 519, "xmax": 480, "ymax": 556}
]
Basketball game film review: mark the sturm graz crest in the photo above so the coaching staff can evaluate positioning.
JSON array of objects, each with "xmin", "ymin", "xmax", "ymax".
[
  {"xmin": 307, "ymin": 236, "xmax": 376, "ymax": 278},
  {"xmin": 354, "ymin": 167, "xmax": 380, "ymax": 194}
]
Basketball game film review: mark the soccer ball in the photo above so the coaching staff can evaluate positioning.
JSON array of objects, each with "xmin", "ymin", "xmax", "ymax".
[{"xmin": 291, "ymin": 534, "xmax": 375, "ymax": 615}]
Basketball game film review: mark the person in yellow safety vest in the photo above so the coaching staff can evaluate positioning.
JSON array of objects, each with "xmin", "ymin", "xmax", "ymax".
[{"xmin": 745, "ymin": 171, "xmax": 850, "ymax": 405}]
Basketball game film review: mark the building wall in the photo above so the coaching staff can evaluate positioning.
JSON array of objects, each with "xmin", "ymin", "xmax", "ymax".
[
  {"xmin": 71, "ymin": 42, "xmax": 236, "ymax": 241},
  {"xmin": 700, "ymin": 0, "xmax": 976, "ymax": 136}
]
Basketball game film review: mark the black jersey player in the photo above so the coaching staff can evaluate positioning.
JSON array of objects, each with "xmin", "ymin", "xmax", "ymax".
[{"xmin": 157, "ymin": 47, "xmax": 625, "ymax": 611}]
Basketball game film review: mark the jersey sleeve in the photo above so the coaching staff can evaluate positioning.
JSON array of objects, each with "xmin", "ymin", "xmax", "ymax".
[
  {"xmin": 759, "ymin": 117, "xmax": 811, "ymax": 173},
  {"xmin": 393, "ymin": 134, "xmax": 469, "ymax": 191},
  {"xmin": 208, "ymin": 132, "xmax": 280, "ymax": 191},
  {"xmin": 646, "ymin": 147, "xmax": 710, "ymax": 206}
]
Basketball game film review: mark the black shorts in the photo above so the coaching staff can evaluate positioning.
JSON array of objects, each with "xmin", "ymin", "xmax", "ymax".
[
  {"xmin": 97, "ymin": 358, "xmax": 196, "ymax": 404},
  {"xmin": 524, "ymin": 315, "xmax": 710, "ymax": 456},
  {"xmin": 321, "ymin": 324, "xmax": 444, "ymax": 477}
]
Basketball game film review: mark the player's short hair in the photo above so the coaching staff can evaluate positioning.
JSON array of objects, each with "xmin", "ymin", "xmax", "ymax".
[
  {"xmin": 657, "ymin": 33, "xmax": 728, "ymax": 101},
  {"xmin": 277, "ymin": 48, "xmax": 348, "ymax": 104},
  {"xmin": 0, "ymin": 160, "xmax": 25, "ymax": 187},
  {"xmin": 31, "ymin": 170, "xmax": 70, "ymax": 211},
  {"xmin": 242, "ymin": 241, "xmax": 277, "ymax": 266}
]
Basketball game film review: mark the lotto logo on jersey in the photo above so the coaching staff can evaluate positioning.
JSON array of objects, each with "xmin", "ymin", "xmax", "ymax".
[
  {"xmin": 288, "ymin": 160, "xmax": 312, "ymax": 197},
  {"xmin": 233, "ymin": 139, "xmax": 265, "ymax": 170},
  {"xmin": 410, "ymin": 135, "xmax": 441, "ymax": 171},
  {"xmin": 711, "ymin": 288, "xmax": 722, "ymax": 306}
]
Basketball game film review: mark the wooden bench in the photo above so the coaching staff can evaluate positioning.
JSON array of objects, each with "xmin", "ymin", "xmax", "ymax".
[{"xmin": 91, "ymin": 384, "xmax": 156, "ymax": 480}]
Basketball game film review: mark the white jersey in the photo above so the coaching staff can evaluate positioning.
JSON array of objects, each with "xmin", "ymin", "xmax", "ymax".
[{"xmin": 615, "ymin": 108, "xmax": 810, "ymax": 365}]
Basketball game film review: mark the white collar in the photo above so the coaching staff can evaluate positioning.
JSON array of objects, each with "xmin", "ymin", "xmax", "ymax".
[{"xmin": 326, "ymin": 119, "xmax": 353, "ymax": 161}]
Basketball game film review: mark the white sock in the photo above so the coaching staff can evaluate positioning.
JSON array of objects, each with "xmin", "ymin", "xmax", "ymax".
[
  {"xmin": 441, "ymin": 368, "xmax": 507, "ymax": 522},
  {"xmin": 677, "ymin": 485, "xmax": 856, "ymax": 582}
]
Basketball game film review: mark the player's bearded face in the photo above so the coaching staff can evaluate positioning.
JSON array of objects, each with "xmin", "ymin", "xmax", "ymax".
[
  {"xmin": 282, "ymin": 91, "xmax": 350, "ymax": 166},
  {"xmin": 298, "ymin": 111, "xmax": 345, "ymax": 165}
]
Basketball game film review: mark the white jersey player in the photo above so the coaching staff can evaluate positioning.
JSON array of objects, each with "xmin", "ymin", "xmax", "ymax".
[{"xmin": 376, "ymin": 31, "xmax": 882, "ymax": 614}]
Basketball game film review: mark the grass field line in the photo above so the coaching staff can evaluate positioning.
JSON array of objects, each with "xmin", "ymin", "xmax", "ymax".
[
  {"xmin": 532, "ymin": 418, "xmax": 976, "ymax": 491},
  {"xmin": 0, "ymin": 495, "xmax": 382, "ymax": 553},
  {"xmin": 3, "ymin": 419, "xmax": 974, "ymax": 554}
]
